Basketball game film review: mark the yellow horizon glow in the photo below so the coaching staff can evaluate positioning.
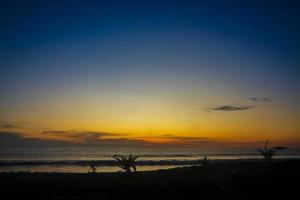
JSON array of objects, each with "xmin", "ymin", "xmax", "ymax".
[{"xmin": 1, "ymin": 80, "xmax": 299, "ymax": 147}]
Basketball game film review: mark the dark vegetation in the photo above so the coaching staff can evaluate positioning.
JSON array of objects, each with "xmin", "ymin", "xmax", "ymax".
[
  {"xmin": 257, "ymin": 140, "xmax": 287, "ymax": 161},
  {"xmin": 88, "ymin": 162, "xmax": 97, "ymax": 173},
  {"xmin": 1, "ymin": 159, "xmax": 299, "ymax": 200},
  {"xmin": 113, "ymin": 154, "xmax": 138, "ymax": 173},
  {"xmin": 198, "ymin": 155, "xmax": 210, "ymax": 166}
]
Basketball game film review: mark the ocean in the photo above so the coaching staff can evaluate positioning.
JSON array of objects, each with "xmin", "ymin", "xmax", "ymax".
[{"xmin": 0, "ymin": 147, "xmax": 299, "ymax": 173}]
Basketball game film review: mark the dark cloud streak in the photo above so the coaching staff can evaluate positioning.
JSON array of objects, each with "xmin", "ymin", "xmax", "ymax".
[
  {"xmin": 262, "ymin": 97, "xmax": 272, "ymax": 102},
  {"xmin": 42, "ymin": 130, "xmax": 120, "ymax": 137},
  {"xmin": 1, "ymin": 124, "xmax": 18, "ymax": 129},
  {"xmin": 209, "ymin": 105, "xmax": 255, "ymax": 111},
  {"xmin": 0, "ymin": 131, "xmax": 147, "ymax": 147},
  {"xmin": 249, "ymin": 97, "xmax": 272, "ymax": 102},
  {"xmin": 0, "ymin": 131, "xmax": 70, "ymax": 147}
]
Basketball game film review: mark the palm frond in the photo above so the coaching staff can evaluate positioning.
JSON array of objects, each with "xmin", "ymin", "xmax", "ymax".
[
  {"xmin": 199, "ymin": 156, "xmax": 210, "ymax": 167},
  {"xmin": 88, "ymin": 163, "xmax": 97, "ymax": 173},
  {"xmin": 257, "ymin": 140, "xmax": 285, "ymax": 161},
  {"xmin": 113, "ymin": 154, "xmax": 139, "ymax": 173}
]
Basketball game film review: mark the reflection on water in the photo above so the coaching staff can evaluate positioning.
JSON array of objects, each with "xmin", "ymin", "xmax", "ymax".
[{"xmin": 0, "ymin": 165, "xmax": 184, "ymax": 173}]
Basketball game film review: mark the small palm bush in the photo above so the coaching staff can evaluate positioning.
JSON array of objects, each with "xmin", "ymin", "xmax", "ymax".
[
  {"xmin": 113, "ymin": 154, "xmax": 139, "ymax": 173},
  {"xmin": 199, "ymin": 156, "xmax": 210, "ymax": 166},
  {"xmin": 88, "ymin": 163, "xmax": 97, "ymax": 173},
  {"xmin": 257, "ymin": 140, "xmax": 287, "ymax": 161}
]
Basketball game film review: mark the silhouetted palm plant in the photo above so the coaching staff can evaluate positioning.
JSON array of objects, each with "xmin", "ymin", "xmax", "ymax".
[
  {"xmin": 257, "ymin": 140, "xmax": 287, "ymax": 161},
  {"xmin": 113, "ymin": 154, "xmax": 138, "ymax": 173},
  {"xmin": 199, "ymin": 156, "xmax": 210, "ymax": 166},
  {"xmin": 88, "ymin": 163, "xmax": 97, "ymax": 173}
]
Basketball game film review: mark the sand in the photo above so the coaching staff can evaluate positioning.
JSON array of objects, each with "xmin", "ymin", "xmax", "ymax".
[{"xmin": 1, "ymin": 159, "xmax": 299, "ymax": 200}]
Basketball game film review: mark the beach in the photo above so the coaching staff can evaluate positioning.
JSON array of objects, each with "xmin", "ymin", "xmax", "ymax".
[
  {"xmin": 1, "ymin": 0, "xmax": 300, "ymax": 199},
  {"xmin": 1, "ymin": 159, "xmax": 299, "ymax": 200}
]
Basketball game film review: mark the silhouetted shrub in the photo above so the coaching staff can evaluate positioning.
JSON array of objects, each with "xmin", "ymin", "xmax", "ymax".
[
  {"xmin": 113, "ymin": 154, "xmax": 138, "ymax": 173},
  {"xmin": 257, "ymin": 140, "xmax": 287, "ymax": 161},
  {"xmin": 88, "ymin": 163, "xmax": 97, "ymax": 173},
  {"xmin": 199, "ymin": 156, "xmax": 210, "ymax": 167}
]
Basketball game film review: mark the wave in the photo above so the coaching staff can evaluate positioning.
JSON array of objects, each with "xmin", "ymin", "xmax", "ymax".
[
  {"xmin": 1, "ymin": 157, "xmax": 300, "ymax": 167},
  {"xmin": 0, "ymin": 159, "xmax": 202, "ymax": 167}
]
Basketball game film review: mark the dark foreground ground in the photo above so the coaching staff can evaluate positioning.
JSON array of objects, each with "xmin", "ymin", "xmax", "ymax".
[{"xmin": 1, "ymin": 159, "xmax": 299, "ymax": 200}]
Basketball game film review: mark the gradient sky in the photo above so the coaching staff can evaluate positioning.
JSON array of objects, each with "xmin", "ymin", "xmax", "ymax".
[{"xmin": 1, "ymin": 0, "xmax": 300, "ymax": 147}]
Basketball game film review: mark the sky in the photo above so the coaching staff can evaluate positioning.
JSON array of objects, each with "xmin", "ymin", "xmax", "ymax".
[{"xmin": 0, "ymin": 0, "xmax": 300, "ymax": 148}]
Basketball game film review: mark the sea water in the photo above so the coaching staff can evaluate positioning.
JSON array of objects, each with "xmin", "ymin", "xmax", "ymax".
[{"xmin": 0, "ymin": 147, "xmax": 299, "ymax": 173}]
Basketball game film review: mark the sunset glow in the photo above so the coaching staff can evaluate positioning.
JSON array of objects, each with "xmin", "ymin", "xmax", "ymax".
[{"xmin": 1, "ymin": 0, "xmax": 299, "ymax": 148}]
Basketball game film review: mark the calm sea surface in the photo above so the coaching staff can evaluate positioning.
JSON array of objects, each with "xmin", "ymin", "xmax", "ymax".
[{"xmin": 0, "ymin": 147, "xmax": 299, "ymax": 173}]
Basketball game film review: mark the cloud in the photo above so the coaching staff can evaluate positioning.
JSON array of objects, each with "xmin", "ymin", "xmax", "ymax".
[
  {"xmin": 42, "ymin": 130, "xmax": 68, "ymax": 134},
  {"xmin": 262, "ymin": 97, "xmax": 272, "ymax": 102},
  {"xmin": 0, "ymin": 131, "xmax": 71, "ymax": 147},
  {"xmin": 5, "ymin": 131, "xmax": 294, "ymax": 148},
  {"xmin": 1, "ymin": 124, "xmax": 18, "ymax": 129},
  {"xmin": 42, "ymin": 130, "xmax": 118, "ymax": 137},
  {"xmin": 157, "ymin": 135, "xmax": 211, "ymax": 141},
  {"xmin": 139, "ymin": 135, "xmax": 211, "ymax": 141},
  {"xmin": 41, "ymin": 130, "xmax": 126, "ymax": 144},
  {"xmin": 136, "ymin": 134, "xmax": 225, "ymax": 147},
  {"xmin": 250, "ymin": 97, "xmax": 272, "ymax": 102},
  {"xmin": 0, "ymin": 131, "xmax": 149, "ymax": 147},
  {"xmin": 209, "ymin": 105, "xmax": 254, "ymax": 111},
  {"xmin": 0, "ymin": 131, "xmax": 225, "ymax": 148}
]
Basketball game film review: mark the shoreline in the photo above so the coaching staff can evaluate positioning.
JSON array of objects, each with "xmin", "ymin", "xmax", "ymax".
[
  {"xmin": 1, "ymin": 159, "xmax": 299, "ymax": 199},
  {"xmin": 1, "ymin": 158, "xmax": 300, "ymax": 174}
]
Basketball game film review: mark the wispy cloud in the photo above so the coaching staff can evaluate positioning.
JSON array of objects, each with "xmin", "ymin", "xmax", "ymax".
[
  {"xmin": 41, "ymin": 130, "xmax": 125, "ymax": 144},
  {"xmin": 1, "ymin": 124, "xmax": 18, "ymax": 129},
  {"xmin": 1, "ymin": 130, "xmax": 225, "ymax": 148},
  {"xmin": 155, "ymin": 134, "xmax": 211, "ymax": 141},
  {"xmin": 0, "ymin": 131, "xmax": 70, "ymax": 147},
  {"xmin": 262, "ymin": 97, "xmax": 272, "ymax": 102},
  {"xmin": 42, "ymin": 130, "xmax": 69, "ymax": 134},
  {"xmin": 0, "ymin": 131, "xmax": 148, "ymax": 147},
  {"xmin": 249, "ymin": 97, "xmax": 272, "ymax": 102},
  {"xmin": 208, "ymin": 105, "xmax": 255, "ymax": 111},
  {"xmin": 137, "ymin": 134, "xmax": 224, "ymax": 147},
  {"xmin": 42, "ymin": 130, "xmax": 118, "ymax": 136},
  {"xmin": 139, "ymin": 135, "xmax": 211, "ymax": 141}
]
